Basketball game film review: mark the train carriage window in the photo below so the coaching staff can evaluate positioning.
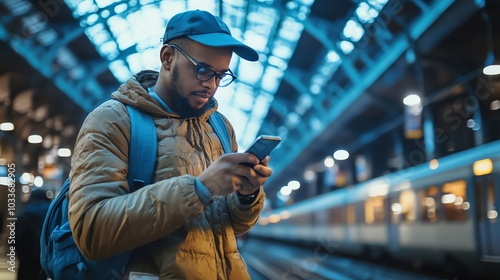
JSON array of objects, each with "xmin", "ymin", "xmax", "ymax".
[
  {"xmin": 356, "ymin": 202, "xmax": 365, "ymax": 224},
  {"xmin": 292, "ymin": 213, "xmax": 312, "ymax": 225},
  {"xmin": 398, "ymin": 190, "xmax": 416, "ymax": 222},
  {"xmin": 420, "ymin": 186, "xmax": 440, "ymax": 222},
  {"xmin": 389, "ymin": 196, "xmax": 399, "ymax": 224},
  {"xmin": 365, "ymin": 197, "xmax": 385, "ymax": 224},
  {"xmin": 476, "ymin": 179, "xmax": 497, "ymax": 223},
  {"xmin": 329, "ymin": 207, "xmax": 344, "ymax": 224},
  {"xmin": 346, "ymin": 204, "xmax": 356, "ymax": 225},
  {"xmin": 442, "ymin": 180, "xmax": 469, "ymax": 221},
  {"xmin": 315, "ymin": 209, "xmax": 328, "ymax": 225}
]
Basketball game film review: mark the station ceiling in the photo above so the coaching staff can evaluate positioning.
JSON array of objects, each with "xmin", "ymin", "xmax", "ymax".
[{"xmin": 1, "ymin": 0, "xmax": 499, "ymax": 198}]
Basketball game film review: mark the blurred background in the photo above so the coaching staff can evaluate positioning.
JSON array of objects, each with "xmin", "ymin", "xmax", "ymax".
[{"xmin": 1, "ymin": 0, "xmax": 499, "ymax": 279}]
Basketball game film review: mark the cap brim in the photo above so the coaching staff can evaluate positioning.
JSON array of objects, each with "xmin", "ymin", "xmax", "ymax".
[{"xmin": 188, "ymin": 33, "xmax": 259, "ymax": 62}]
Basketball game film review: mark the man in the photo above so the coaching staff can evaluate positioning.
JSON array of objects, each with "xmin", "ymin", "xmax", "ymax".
[{"xmin": 68, "ymin": 10, "xmax": 271, "ymax": 279}]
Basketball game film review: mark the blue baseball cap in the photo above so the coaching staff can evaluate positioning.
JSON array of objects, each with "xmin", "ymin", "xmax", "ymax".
[{"xmin": 163, "ymin": 10, "xmax": 259, "ymax": 62}]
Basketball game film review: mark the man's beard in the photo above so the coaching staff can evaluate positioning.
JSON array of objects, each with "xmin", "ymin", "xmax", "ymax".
[{"xmin": 170, "ymin": 66, "xmax": 214, "ymax": 118}]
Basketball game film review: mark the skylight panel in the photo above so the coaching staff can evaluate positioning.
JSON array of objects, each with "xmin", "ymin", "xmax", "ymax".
[
  {"xmin": 356, "ymin": 0, "xmax": 389, "ymax": 24},
  {"xmin": 368, "ymin": 0, "xmax": 389, "ymax": 10},
  {"xmin": 126, "ymin": 7, "xmax": 164, "ymax": 50},
  {"xmin": 272, "ymin": 42, "xmax": 293, "ymax": 60},
  {"xmin": 86, "ymin": 23, "xmax": 104, "ymax": 38},
  {"xmin": 71, "ymin": 0, "xmax": 98, "ymax": 17},
  {"xmin": 107, "ymin": 16, "xmax": 130, "ymax": 40},
  {"xmin": 187, "ymin": 0, "xmax": 216, "ymax": 12},
  {"xmin": 99, "ymin": 41, "xmax": 118, "ymax": 57},
  {"xmin": 296, "ymin": 0, "xmax": 315, "ymax": 6},
  {"xmin": 326, "ymin": 50, "xmax": 341, "ymax": 63},
  {"xmin": 223, "ymin": 0, "xmax": 247, "ymax": 7},
  {"xmin": 108, "ymin": 16, "xmax": 136, "ymax": 50},
  {"xmin": 69, "ymin": 66, "xmax": 86, "ymax": 80},
  {"xmin": 238, "ymin": 60, "xmax": 264, "ymax": 85},
  {"xmin": 356, "ymin": 2, "xmax": 379, "ymax": 23},
  {"xmin": 241, "ymin": 120, "xmax": 261, "ymax": 150},
  {"xmin": 159, "ymin": 0, "xmax": 186, "ymax": 19},
  {"xmin": 343, "ymin": 19, "xmax": 364, "ymax": 42},
  {"xmin": 86, "ymin": 14, "xmax": 100, "ymax": 25},
  {"xmin": 310, "ymin": 83, "xmax": 321, "ymax": 94},
  {"xmin": 109, "ymin": 60, "xmax": 132, "ymax": 82},
  {"xmin": 261, "ymin": 66, "xmax": 284, "ymax": 93},
  {"xmin": 114, "ymin": 3, "xmax": 128, "ymax": 14},
  {"xmin": 268, "ymin": 55, "xmax": 288, "ymax": 71},
  {"xmin": 230, "ymin": 110, "xmax": 250, "ymax": 148},
  {"xmin": 140, "ymin": 0, "xmax": 158, "ymax": 5},
  {"xmin": 213, "ymin": 86, "xmax": 234, "ymax": 106},
  {"xmin": 253, "ymin": 91, "xmax": 273, "ymax": 117},
  {"xmin": 296, "ymin": 94, "xmax": 312, "ymax": 115},
  {"xmin": 56, "ymin": 47, "xmax": 78, "ymax": 68},
  {"xmin": 279, "ymin": 17, "xmax": 304, "ymax": 42},
  {"xmin": 141, "ymin": 48, "xmax": 161, "ymax": 70},
  {"xmin": 94, "ymin": 0, "xmax": 116, "ymax": 9},
  {"xmin": 310, "ymin": 74, "xmax": 326, "ymax": 91},
  {"xmin": 243, "ymin": 29, "xmax": 267, "ymax": 53},
  {"xmin": 247, "ymin": 12, "xmax": 276, "ymax": 35},
  {"xmin": 38, "ymin": 29, "xmax": 58, "ymax": 46},
  {"xmin": 22, "ymin": 13, "xmax": 46, "ymax": 35},
  {"xmin": 91, "ymin": 29, "xmax": 111, "ymax": 45},
  {"xmin": 116, "ymin": 34, "xmax": 135, "ymax": 51},
  {"xmin": 339, "ymin": 40, "xmax": 354, "ymax": 54},
  {"xmin": 1, "ymin": 0, "xmax": 31, "ymax": 16},
  {"xmin": 126, "ymin": 53, "xmax": 143, "ymax": 74},
  {"xmin": 237, "ymin": 91, "xmax": 257, "ymax": 112}
]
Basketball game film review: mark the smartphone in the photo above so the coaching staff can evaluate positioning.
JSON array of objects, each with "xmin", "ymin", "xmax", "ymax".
[{"xmin": 244, "ymin": 135, "xmax": 281, "ymax": 162}]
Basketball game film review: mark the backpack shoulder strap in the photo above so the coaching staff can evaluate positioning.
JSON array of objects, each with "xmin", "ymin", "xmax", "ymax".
[
  {"xmin": 126, "ymin": 105, "xmax": 157, "ymax": 191},
  {"xmin": 209, "ymin": 111, "xmax": 232, "ymax": 154}
]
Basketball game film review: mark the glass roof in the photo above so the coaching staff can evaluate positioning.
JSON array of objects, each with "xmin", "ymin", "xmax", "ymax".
[
  {"xmin": 61, "ymin": 0, "xmax": 389, "ymax": 150},
  {"xmin": 63, "ymin": 0, "xmax": 314, "ymax": 150}
]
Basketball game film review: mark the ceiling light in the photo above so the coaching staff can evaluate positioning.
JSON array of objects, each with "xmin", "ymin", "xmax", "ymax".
[
  {"xmin": 333, "ymin": 149, "xmax": 349, "ymax": 160},
  {"xmin": 34, "ymin": 176, "xmax": 44, "ymax": 187},
  {"xmin": 0, "ymin": 122, "xmax": 14, "ymax": 131},
  {"xmin": 324, "ymin": 156, "xmax": 334, "ymax": 167},
  {"xmin": 288, "ymin": 180, "xmax": 300, "ymax": 190},
  {"xmin": 58, "ymin": 148, "xmax": 72, "ymax": 157},
  {"xmin": 403, "ymin": 94, "xmax": 421, "ymax": 106},
  {"xmin": 483, "ymin": 64, "xmax": 500, "ymax": 75},
  {"xmin": 28, "ymin": 134, "xmax": 43, "ymax": 144},
  {"xmin": 490, "ymin": 100, "xmax": 500, "ymax": 110}
]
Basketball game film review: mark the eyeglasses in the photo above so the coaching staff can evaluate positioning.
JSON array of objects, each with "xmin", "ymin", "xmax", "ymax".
[{"xmin": 169, "ymin": 44, "xmax": 237, "ymax": 87}]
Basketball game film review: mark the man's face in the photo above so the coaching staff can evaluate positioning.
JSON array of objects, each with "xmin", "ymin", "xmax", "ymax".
[{"xmin": 164, "ymin": 41, "xmax": 233, "ymax": 118}]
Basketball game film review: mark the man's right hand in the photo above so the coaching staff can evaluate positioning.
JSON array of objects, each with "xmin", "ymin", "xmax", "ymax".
[{"xmin": 197, "ymin": 153, "xmax": 273, "ymax": 196}]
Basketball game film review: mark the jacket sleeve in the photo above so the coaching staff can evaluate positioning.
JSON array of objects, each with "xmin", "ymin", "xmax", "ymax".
[
  {"xmin": 68, "ymin": 101, "xmax": 205, "ymax": 260},
  {"xmin": 226, "ymin": 188, "xmax": 265, "ymax": 236}
]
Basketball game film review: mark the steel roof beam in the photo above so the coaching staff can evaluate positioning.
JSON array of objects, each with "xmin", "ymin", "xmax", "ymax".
[
  {"xmin": 303, "ymin": 15, "xmax": 361, "ymax": 82},
  {"xmin": 42, "ymin": 24, "xmax": 84, "ymax": 65},
  {"xmin": 267, "ymin": 0, "xmax": 464, "ymax": 187},
  {"xmin": 283, "ymin": 67, "xmax": 327, "ymax": 116},
  {"xmin": 0, "ymin": 22, "xmax": 95, "ymax": 112}
]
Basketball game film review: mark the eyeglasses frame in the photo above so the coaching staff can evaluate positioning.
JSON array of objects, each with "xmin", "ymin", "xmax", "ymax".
[{"xmin": 168, "ymin": 44, "xmax": 237, "ymax": 87}]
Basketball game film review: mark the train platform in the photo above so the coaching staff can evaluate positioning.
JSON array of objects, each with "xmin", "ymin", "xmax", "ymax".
[
  {"xmin": 0, "ymin": 255, "xmax": 16, "ymax": 280},
  {"xmin": 240, "ymin": 238, "xmax": 446, "ymax": 280}
]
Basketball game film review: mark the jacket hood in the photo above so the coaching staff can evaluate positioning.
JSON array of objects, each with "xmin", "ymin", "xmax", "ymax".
[{"xmin": 111, "ymin": 70, "xmax": 218, "ymax": 119}]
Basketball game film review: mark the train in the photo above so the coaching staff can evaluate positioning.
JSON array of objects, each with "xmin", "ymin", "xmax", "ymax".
[{"xmin": 250, "ymin": 140, "xmax": 500, "ymax": 279}]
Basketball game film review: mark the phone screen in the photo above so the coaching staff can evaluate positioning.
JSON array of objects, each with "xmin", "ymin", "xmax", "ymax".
[{"xmin": 245, "ymin": 135, "xmax": 281, "ymax": 162}]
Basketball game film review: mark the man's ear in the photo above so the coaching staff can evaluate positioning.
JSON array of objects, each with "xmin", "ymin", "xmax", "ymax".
[{"xmin": 160, "ymin": 45, "xmax": 174, "ymax": 70}]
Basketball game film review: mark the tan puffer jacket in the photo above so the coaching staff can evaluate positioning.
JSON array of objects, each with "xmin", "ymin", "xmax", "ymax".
[{"xmin": 68, "ymin": 75, "xmax": 265, "ymax": 279}]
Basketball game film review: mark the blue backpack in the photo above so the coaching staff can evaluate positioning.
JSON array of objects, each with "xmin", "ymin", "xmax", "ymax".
[{"xmin": 40, "ymin": 105, "xmax": 232, "ymax": 280}]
